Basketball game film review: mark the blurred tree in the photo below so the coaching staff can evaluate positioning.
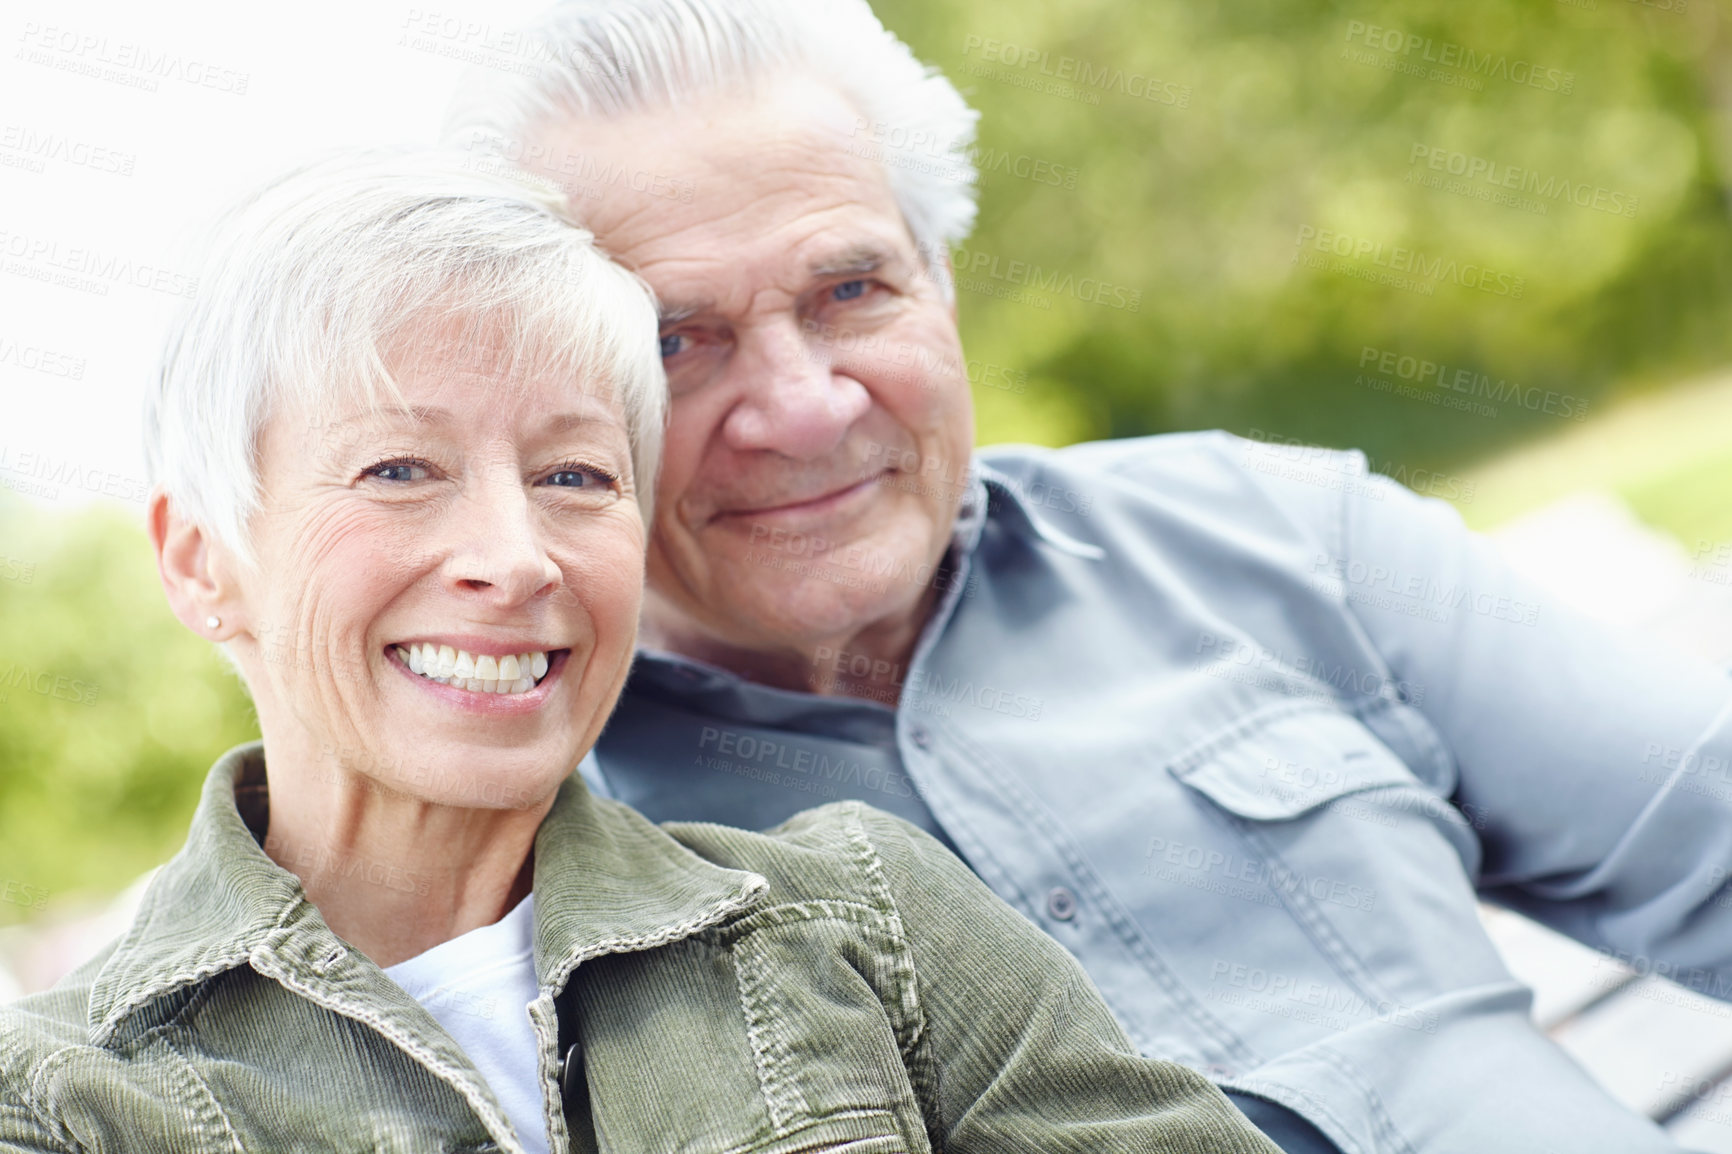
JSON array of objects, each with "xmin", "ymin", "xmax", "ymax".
[
  {"xmin": 875, "ymin": 0, "xmax": 1732, "ymax": 476},
  {"xmin": 0, "ymin": 496, "xmax": 258, "ymax": 925}
]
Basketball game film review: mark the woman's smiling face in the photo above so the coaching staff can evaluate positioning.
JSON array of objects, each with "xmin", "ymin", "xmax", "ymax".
[{"xmin": 227, "ymin": 335, "xmax": 646, "ymax": 809}]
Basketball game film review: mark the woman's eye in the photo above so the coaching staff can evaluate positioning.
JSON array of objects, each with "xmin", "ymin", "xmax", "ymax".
[
  {"xmin": 543, "ymin": 466, "xmax": 614, "ymax": 490},
  {"xmin": 659, "ymin": 333, "xmax": 688, "ymax": 358},
  {"xmin": 365, "ymin": 460, "xmax": 429, "ymax": 483},
  {"xmin": 832, "ymin": 279, "xmax": 868, "ymax": 302}
]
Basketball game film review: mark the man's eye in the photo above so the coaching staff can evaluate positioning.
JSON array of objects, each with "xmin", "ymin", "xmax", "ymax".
[
  {"xmin": 660, "ymin": 333, "xmax": 689, "ymax": 358},
  {"xmin": 364, "ymin": 460, "xmax": 430, "ymax": 483},
  {"xmin": 832, "ymin": 279, "xmax": 868, "ymax": 302}
]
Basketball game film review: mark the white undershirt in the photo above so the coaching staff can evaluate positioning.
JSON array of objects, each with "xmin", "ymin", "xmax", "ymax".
[{"xmin": 384, "ymin": 893, "xmax": 550, "ymax": 1154}]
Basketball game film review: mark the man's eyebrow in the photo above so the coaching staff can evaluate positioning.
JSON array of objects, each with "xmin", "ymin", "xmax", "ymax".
[
  {"xmin": 654, "ymin": 243, "xmax": 906, "ymax": 326},
  {"xmin": 658, "ymin": 299, "xmax": 712, "ymax": 327},
  {"xmin": 809, "ymin": 243, "xmax": 899, "ymax": 279}
]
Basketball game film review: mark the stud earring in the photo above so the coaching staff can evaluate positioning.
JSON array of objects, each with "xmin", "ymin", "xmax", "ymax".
[{"xmin": 205, "ymin": 615, "xmax": 222, "ymax": 630}]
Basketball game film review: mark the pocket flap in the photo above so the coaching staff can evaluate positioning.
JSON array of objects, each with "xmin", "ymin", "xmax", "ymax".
[{"xmin": 1169, "ymin": 709, "xmax": 1416, "ymax": 820}]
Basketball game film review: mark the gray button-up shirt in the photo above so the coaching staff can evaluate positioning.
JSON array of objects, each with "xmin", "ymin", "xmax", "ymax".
[{"xmin": 591, "ymin": 432, "xmax": 1732, "ymax": 1154}]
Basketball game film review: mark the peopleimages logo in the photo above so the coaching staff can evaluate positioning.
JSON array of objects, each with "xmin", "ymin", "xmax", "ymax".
[
  {"xmin": 0, "ymin": 229, "xmax": 199, "ymax": 299},
  {"xmin": 1407, "ymin": 144, "xmax": 1638, "ymax": 219},
  {"xmin": 1356, "ymin": 346, "xmax": 1588, "ymax": 422},
  {"xmin": 950, "ymin": 246, "xmax": 1143, "ymax": 312},
  {"xmin": 15, "ymin": 22, "xmax": 250, "ymax": 94},
  {"xmin": 1293, "ymin": 226, "xmax": 1526, "ymax": 299},
  {"xmin": 1341, "ymin": 21, "xmax": 1574, "ymax": 95},
  {"xmin": 960, "ymin": 35, "xmax": 1191, "ymax": 107},
  {"xmin": 0, "ymin": 125, "xmax": 136, "ymax": 176},
  {"xmin": 0, "ymin": 443, "xmax": 150, "ymax": 503},
  {"xmin": 0, "ymin": 335, "xmax": 86, "ymax": 380}
]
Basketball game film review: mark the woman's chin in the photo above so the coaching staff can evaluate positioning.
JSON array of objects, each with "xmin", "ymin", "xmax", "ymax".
[{"xmin": 352, "ymin": 748, "xmax": 571, "ymax": 812}]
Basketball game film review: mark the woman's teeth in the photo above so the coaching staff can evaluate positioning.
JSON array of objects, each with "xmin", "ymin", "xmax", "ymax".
[{"xmin": 396, "ymin": 643, "xmax": 550, "ymax": 695}]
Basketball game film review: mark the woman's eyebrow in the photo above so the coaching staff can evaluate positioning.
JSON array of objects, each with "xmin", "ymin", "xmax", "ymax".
[
  {"xmin": 542, "ymin": 410, "xmax": 624, "ymax": 435},
  {"xmin": 322, "ymin": 405, "xmax": 454, "ymax": 430}
]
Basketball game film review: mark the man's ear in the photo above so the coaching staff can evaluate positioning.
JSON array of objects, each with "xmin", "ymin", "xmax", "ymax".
[{"xmin": 148, "ymin": 488, "xmax": 247, "ymax": 640}]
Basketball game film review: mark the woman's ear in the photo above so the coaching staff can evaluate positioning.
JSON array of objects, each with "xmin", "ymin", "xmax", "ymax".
[{"xmin": 148, "ymin": 488, "xmax": 246, "ymax": 641}]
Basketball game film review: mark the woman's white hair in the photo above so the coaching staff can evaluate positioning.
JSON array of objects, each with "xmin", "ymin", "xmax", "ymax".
[
  {"xmin": 441, "ymin": 0, "xmax": 981, "ymax": 284},
  {"xmin": 144, "ymin": 149, "xmax": 666, "ymax": 569}
]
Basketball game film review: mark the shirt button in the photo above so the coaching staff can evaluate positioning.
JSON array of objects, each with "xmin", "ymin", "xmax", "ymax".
[
  {"xmin": 1046, "ymin": 886, "xmax": 1078, "ymax": 921},
  {"xmin": 910, "ymin": 725, "xmax": 933, "ymax": 751}
]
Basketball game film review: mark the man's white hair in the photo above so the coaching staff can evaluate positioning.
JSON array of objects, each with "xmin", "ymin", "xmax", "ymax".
[
  {"xmin": 441, "ymin": 0, "xmax": 981, "ymax": 279},
  {"xmin": 144, "ymin": 149, "xmax": 666, "ymax": 569}
]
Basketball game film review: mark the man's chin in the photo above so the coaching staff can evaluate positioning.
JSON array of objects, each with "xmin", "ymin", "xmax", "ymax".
[{"xmin": 724, "ymin": 559, "xmax": 932, "ymax": 644}]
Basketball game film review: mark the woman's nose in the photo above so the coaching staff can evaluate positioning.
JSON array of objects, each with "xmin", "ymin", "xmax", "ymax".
[{"xmin": 443, "ymin": 481, "xmax": 561, "ymax": 604}]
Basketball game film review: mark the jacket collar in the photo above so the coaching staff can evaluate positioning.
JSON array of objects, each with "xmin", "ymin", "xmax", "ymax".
[
  {"xmin": 88, "ymin": 742, "xmax": 766, "ymax": 1046},
  {"xmin": 527, "ymin": 753, "xmax": 767, "ymax": 994}
]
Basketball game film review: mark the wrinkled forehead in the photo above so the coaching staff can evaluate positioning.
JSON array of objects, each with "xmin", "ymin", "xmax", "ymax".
[
  {"xmin": 392, "ymin": 313, "xmax": 625, "ymax": 401},
  {"xmin": 525, "ymin": 76, "xmax": 914, "ymax": 289}
]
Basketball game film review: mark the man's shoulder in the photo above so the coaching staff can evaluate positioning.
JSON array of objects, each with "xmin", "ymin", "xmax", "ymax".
[
  {"xmin": 978, "ymin": 431, "xmax": 1366, "ymax": 535},
  {"xmin": 979, "ymin": 430, "xmax": 1237, "ymax": 481}
]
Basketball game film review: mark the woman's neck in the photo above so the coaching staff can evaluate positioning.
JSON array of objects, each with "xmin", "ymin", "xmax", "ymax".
[{"xmin": 257, "ymin": 734, "xmax": 553, "ymax": 968}]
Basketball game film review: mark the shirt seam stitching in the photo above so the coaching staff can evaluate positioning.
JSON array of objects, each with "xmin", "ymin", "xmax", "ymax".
[{"xmin": 939, "ymin": 726, "xmax": 1258, "ymax": 1068}]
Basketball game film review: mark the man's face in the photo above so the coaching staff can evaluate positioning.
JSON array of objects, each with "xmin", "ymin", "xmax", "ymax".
[{"xmin": 532, "ymin": 78, "xmax": 975, "ymax": 659}]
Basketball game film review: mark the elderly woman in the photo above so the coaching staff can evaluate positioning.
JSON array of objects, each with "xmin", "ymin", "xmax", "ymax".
[{"xmin": 0, "ymin": 153, "xmax": 1276, "ymax": 1154}]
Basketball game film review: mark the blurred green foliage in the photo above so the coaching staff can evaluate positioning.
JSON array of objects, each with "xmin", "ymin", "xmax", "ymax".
[
  {"xmin": 0, "ymin": 497, "xmax": 258, "ymax": 926},
  {"xmin": 4, "ymin": 0, "xmax": 1732, "ymax": 918},
  {"xmin": 874, "ymin": 0, "xmax": 1732, "ymax": 475}
]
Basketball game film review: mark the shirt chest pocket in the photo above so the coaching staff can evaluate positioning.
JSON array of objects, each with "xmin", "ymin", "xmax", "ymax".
[
  {"xmin": 1166, "ymin": 707, "xmax": 1486, "ymax": 977},
  {"xmin": 1170, "ymin": 707, "xmax": 1425, "ymax": 822}
]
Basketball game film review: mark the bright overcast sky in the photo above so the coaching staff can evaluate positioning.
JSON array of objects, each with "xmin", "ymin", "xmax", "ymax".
[{"xmin": 1, "ymin": 0, "xmax": 551, "ymax": 515}]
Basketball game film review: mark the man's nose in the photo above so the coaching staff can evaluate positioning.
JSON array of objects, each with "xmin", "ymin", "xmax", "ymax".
[
  {"xmin": 720, "ymin": 318, "xmax": 871, "ymax": 459},
  {"xmin": 443, "ymin": 479, "xmax": 562, "ymax": 605}
]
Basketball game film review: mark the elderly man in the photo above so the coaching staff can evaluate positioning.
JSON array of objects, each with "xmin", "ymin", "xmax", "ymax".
[{"xmin": 446, "ymin": 3, "xmax": 1732, "ymax": 1152}]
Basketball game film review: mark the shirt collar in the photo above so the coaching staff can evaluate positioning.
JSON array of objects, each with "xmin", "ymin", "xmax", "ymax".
[
  {"xmin": 974, "ymin": 459, "xmax": 1106, "ymax": 560},
  {"xmin": 88, "ymin": 743, "xmax": 766, "ymax": 1046}
]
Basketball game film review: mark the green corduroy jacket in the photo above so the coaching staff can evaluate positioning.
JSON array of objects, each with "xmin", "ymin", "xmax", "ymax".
[{"xmin": 0, "ymin": 743, "xmax": 1278, "ymax": 1153}]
